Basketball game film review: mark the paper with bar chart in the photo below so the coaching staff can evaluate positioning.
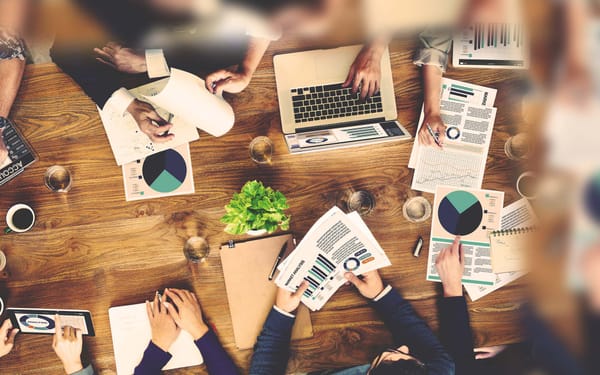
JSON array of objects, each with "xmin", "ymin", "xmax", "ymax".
[
  {"xmin": 409, "ymin": 80, "xmax": 497, "ymax": 193},
  {"xmin": 453, "ymin": 23, "xmax": 529, "ymax": 69},
  {"xmin": 426, "ymin": 186, "xmax": 504, "ymax": 286},
  {"xmin": 409, "ymin": 78, "xmax": 496, "ymax": 167},
  {"xmin": 122, "ymin": 144, "xmax": 195, "ymax": 201},
  {"xmin": 275, "ymin": 207, "xmax": 391, "ymax": 311}
]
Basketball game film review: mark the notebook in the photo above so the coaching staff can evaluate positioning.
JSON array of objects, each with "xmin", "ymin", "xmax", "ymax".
[
  {"xmin": 108, "ymin": 303, "xmax": 203, "ymax": 375},
  {"xmin": 220, "ymin": 234, "xmax": 313, "ymax": 350},
  {"xmin": 489, "ymin": 226, "xmax": 536, "ymax": 273}
]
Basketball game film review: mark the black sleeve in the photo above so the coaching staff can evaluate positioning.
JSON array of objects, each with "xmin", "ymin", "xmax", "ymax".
[{"xmin": 439, "ymin": 296, "xmax": 478, "ymax": 375}]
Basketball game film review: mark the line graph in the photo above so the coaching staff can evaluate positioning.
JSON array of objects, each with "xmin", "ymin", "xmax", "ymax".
[{"xmin": 412, "ymin": 148, "xmax": 482, "ymax": 193}]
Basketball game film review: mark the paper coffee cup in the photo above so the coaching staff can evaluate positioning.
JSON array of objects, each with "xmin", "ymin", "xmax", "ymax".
[{"xmin": 5, "ymin": 203, "xmax": 36, "ymax": 233}]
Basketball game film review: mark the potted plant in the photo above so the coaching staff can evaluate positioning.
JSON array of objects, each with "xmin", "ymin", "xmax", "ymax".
[{"xmin": 221, "ymin": 180, "xmax": 291, "ymax": 236}]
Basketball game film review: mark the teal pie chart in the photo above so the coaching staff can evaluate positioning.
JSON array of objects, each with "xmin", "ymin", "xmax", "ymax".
[
  {"xmin": 438, "ymin": 191, "xmax": 483, "ymax": 236},
  {"xmin": 142, "ymin": 149, "xmax": 187, "ymax": 193}
]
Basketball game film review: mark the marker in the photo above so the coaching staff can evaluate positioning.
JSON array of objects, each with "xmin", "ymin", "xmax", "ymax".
[
  {"xmin": 426, "ymin": 123, "xmax": 442, "ymax": 147},
  {"xmin": 413, "ymin": 236, "xmax": 424, "ymax": 257}
]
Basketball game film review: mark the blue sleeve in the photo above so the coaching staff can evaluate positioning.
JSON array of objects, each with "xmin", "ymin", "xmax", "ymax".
[
  {"xmin": 439, "ymin": 296, "xmax": 479, "ymax": 375},
  {"xmin": 133, "ymin": 341, "xmax": 172, "ymax": 375},
  {"xmin": 372, "ymin": 288, "xmax": 455, "ymax": 375},
  {"xmin": 195, "ymin": 329, "xmax": 239, "ymax": 375},
  {"xmin": 249, "ymin": 308, "xmax": 295, "ymax": 375}
]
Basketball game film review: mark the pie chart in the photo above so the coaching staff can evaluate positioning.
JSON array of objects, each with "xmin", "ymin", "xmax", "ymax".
[
  {"xmin": 438, "ymin": 190, "xmax": 483, "ymax": 236},
  {"xmin": 584, "ymin": 172, "xmax": 600, "ymax": 223},
  {"xmin": 142, "ymin": 149, "xmax": 187, "ymax": 193}
]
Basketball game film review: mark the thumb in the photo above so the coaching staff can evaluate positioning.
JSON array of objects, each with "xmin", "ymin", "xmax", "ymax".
[
  {"xmin": 7, "ymin": 329, "xmax": 18, "ymax": 345},
  {"xmin": 342, "ymin": 68, "xmax": 355, "ymax": 88},
  {"xmin": 293, "ymin": 281, "xmax": 310, "ymax": 298},
  {"xmin": 213, "ymin": 79, "xmax": 231, "ymax": 96},
  {"xmin": 344, "ymin": 272, "xmax": 364, "ymax": 290}
]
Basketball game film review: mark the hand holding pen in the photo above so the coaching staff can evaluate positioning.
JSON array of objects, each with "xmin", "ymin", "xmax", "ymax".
[{"xmin": 418, "ymin": 113, "xmax": 446, "ymax": 148}]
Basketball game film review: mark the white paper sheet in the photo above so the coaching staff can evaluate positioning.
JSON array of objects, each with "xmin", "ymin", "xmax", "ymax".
[
  {"xmin": 426, "ymin": 186, "xmax": 504, "ymax": 286},
  {"xmin": 275, "ymin": 207, "xmax": 391, "ymax": 311},
  {"xmin": 109, "ymin": 303, "xmax": 203, "ymax": 375},
  {"xmin": 144, "ymin": 69, "xmax": 235, "ymax": 137},
  {"xmin": 464, "ymin": 198, "xmax": 537, "ymax": 301}
]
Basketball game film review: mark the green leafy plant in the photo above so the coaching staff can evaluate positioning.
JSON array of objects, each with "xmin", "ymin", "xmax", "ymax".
[{"xmin": 221, "ymin": 180, "xmax": 290, "ymax": 235}]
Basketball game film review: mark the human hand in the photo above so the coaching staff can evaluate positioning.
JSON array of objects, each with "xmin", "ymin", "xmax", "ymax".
[
  {"xmin": 164, "ymin": 288, "xmax": 209, "ymax": 340},
  {"xmin": 342, "ymin": 43, "xmax": 385, "ymax": 101},
  {"xmin": 275, "ymin": 282, "xmax": 310, "ymax": 314},
  {"xmin": 435, "ymin": 236, "xmax": 465, "ymax": 297},
  {"xmin": 0, "ymin": 319, "xmax": 18, "ymax": 358},
  {"xmin": 52, "ymin": 316, "xmax": 84, "ymax": 375},
  {"xmin": 94, "ymin": 42, "xmax": 147, "ymax": 74},
  {"xmin": 418, "ymin": 113, "xmax": 446, "ymax": 148},
  {"xmin": 147, "ymin": 292, "xmax": 181, "ymax": 352},
  {"xmin": 344, "ymin": 270, "xmax": 385, "ymax": 299},
  {"xmin": 205, "ymin": 68, "xmax": 252, "ymax": 96},
  {"xmin": 126, "ymin": 99, "xmax": 175, "ymax": 143},
  {"xmin": 0, "ymin": 130, "xmax": 9, "ymax": 165},
  {"xmin": 474, "ymin": 345, "xmax": 507, "ymax": 360}
]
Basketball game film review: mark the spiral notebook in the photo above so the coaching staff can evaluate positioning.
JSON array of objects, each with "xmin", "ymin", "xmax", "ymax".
[{"xmin": 490, "ymin": 226, "xmax": 536, "ymax": 273}]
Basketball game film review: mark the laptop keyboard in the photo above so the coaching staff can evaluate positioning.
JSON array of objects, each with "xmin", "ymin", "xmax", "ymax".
[{"xmin": 291, "ymin": 83, "xmax": 383, "ymax": 123}]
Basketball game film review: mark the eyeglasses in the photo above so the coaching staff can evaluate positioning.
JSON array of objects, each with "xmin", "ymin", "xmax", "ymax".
[{"xmin": 367, "ymin": 347, "xmax": 426, "ymax": 374}]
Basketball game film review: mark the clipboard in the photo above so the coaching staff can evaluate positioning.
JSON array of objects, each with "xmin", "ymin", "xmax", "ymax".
[{"xmin": 220, "ymin": 234, "xmax": 313, "ymax": 350}]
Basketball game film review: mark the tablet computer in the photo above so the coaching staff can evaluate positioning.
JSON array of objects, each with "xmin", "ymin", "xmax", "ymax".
[{"xmin": 7, "ymin": 308, "xmax": 95, "ymax": 336}]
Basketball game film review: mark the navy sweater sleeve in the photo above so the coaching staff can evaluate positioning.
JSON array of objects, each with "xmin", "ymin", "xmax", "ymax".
[
  {"xmin": 439, "ymin": 296, "xmax": 478, "ymax": 375},
  {"xmin": 195, "ymin": 329, "xmax": 239, "ymax": 375},
  {"xmin": 249, "ymin": 308, "xmax": 295, "ymax": 375},
  {"xmin": 372, "ymin": 288, "xmax": 455, "ymax": 375},
  {"xmin": 134, "ymin": 341, "xmax": 173, "ymax": 375}
]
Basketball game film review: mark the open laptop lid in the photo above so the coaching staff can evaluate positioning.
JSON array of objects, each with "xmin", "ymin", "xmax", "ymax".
[{"xmin": 274, "ymin": 45, "xmax": 397, "ymax": 134}]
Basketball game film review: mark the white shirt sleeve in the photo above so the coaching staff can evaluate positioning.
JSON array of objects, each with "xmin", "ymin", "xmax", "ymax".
[
  {"xmin": 145, "ymin": 49, "xmax": 171, "ymax": 79},
  {"xmin": 273, "ymin": 305, "xmax": 296, "ymax": 319},
  {"xmin": 104, "ymin": 88, "xmax": 135, "ymax": 115},
  {"xmin": 373, "ymin": 285, "xmax": 393, "ymax": 302}
]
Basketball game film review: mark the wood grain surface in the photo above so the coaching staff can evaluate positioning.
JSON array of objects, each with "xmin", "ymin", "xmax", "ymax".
[{"xmin": 0, "ymin": 34, "xmax": 528, "ymax": 374}]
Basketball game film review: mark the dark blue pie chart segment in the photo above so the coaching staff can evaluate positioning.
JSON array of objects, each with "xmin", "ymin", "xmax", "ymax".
[
  {"xmin": 142, "ymin": 149, "xmax": 187, "ymax": 193},
  {"xmin": 585, "ymin": 172, "xmax": 600, "ymax": 223},
  {"xmin": 438, "ymin": 191, "xmax": 483, "ymax": 236}
]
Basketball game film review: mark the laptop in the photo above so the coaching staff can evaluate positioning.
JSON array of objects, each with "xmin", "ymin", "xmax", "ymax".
[{"xmin": 274, "ymin": 45, "xmax": 411, "ymax": 153}]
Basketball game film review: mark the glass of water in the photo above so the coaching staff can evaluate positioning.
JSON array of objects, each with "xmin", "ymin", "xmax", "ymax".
[
  {"xmin": 184, "ymin": 237, "xmax": 210, "ymax": 263},
  {"xmin": 337, "ymin": 190, "xmax": 375, "ymax": 216},
  {"xmin": 249, "ymin": 136, "xmax": 273, "ymax": 165},
  {"xmin": 44, "ymin": 166, "xmax": 72, "ymax": 193}
]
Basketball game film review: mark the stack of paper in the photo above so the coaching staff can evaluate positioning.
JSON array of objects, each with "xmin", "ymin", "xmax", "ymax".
[
  {"xmin": 275, "ymin": 207, "xmax": 391, "ymax": 311},
  {"xmin": 409, "ymin": 78, "xmax": 498, "ymax": 193},
  {"xmin": 464, "ymin": 198, "xmax": 537, "ymax": 301}
]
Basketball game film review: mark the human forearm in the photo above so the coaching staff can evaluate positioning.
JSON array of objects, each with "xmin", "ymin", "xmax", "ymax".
[
  {"xmin": 239, "ymin": 37, "xmax": 270, "ymax": 76},
  {"xmin": 249, "ymin": 308, "xmax": 295, "ymax": 375},
  {"xmin": 195, "ymin": 329, "xmax": 238, "ymax": 375},
  {"xmin": 422, "ymin": 64, "xmax": 442, "ymax": 116},
  {"xmin": 0, "ymin": 56, "xmax": 25, "ymax": 117}
]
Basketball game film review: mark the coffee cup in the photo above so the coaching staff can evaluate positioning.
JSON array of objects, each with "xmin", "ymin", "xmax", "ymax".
[{"xmin": 5, "ymin": 203, "xmax": 36, "ymax": 233}]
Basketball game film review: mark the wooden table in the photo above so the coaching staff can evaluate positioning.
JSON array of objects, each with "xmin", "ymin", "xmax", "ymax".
[{"xmin": 0, "ymin": 36, "xmax": 527, "ymax": 374}]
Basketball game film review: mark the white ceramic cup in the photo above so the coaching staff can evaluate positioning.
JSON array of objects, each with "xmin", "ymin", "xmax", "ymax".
[
  {"xmin": 5, "ymin": 203, "xmax": 36, "ymax": 233},
  {"xmin": 0, "ymin": 297, "xmax": 4, "ymax": 316}
]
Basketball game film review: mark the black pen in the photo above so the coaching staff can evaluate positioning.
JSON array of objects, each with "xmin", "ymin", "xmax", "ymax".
[{"xmin": 268, "ymin": 241, "xmax": 288, "ymax": 281}]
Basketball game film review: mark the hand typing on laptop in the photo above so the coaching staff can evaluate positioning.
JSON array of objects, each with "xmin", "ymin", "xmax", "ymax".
[{"xmin": 343, "ymin": 38, "xmax": 389, "ymax": 101}]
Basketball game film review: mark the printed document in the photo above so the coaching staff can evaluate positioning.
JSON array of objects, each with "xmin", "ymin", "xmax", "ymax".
[
  {"xmin": 464, "ymin": 198, "xmax": 537, "ymax": 301},
  {"xmin": 409, "ymin": 79, "xmax": 497, "ymax": 193},
  {"xmin": 275, "ymin": 207, "xmax": 391, "ymax": 311},
  {"xmin": 426, "ymin": 186, "xmax": 504, "ymax": 286}
]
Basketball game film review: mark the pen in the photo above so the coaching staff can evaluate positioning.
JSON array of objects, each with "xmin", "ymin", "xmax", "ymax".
[
  {"xmin": 268, "ymin": 241, "xmax": 288, "ymax": 281},
  {"xmin": 426, "ymin": 123, "xmax": 442, "ymax": 147}
]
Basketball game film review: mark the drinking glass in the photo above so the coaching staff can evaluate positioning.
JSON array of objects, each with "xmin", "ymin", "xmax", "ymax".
[
  {"xmin": 249, "ymin": 136, "xmax": 273, "ymax": 165},
  {"xmin": 44, "ymin": 166, "xmax": 72, "ymax": 193},
  {"xmin": 504, "ymin": 133, "xmax": 532, "ymax": 161},
  {"xmin": 184, "ymin": 237, "xmax": 210, "ymax": 263},
  {"xmin": 402, "ymin": 196, "xmax": 432, "ymax": 223},
  {"xmin": 338, "ymin": 190, "xmax": 375, "ymax": 216}
]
